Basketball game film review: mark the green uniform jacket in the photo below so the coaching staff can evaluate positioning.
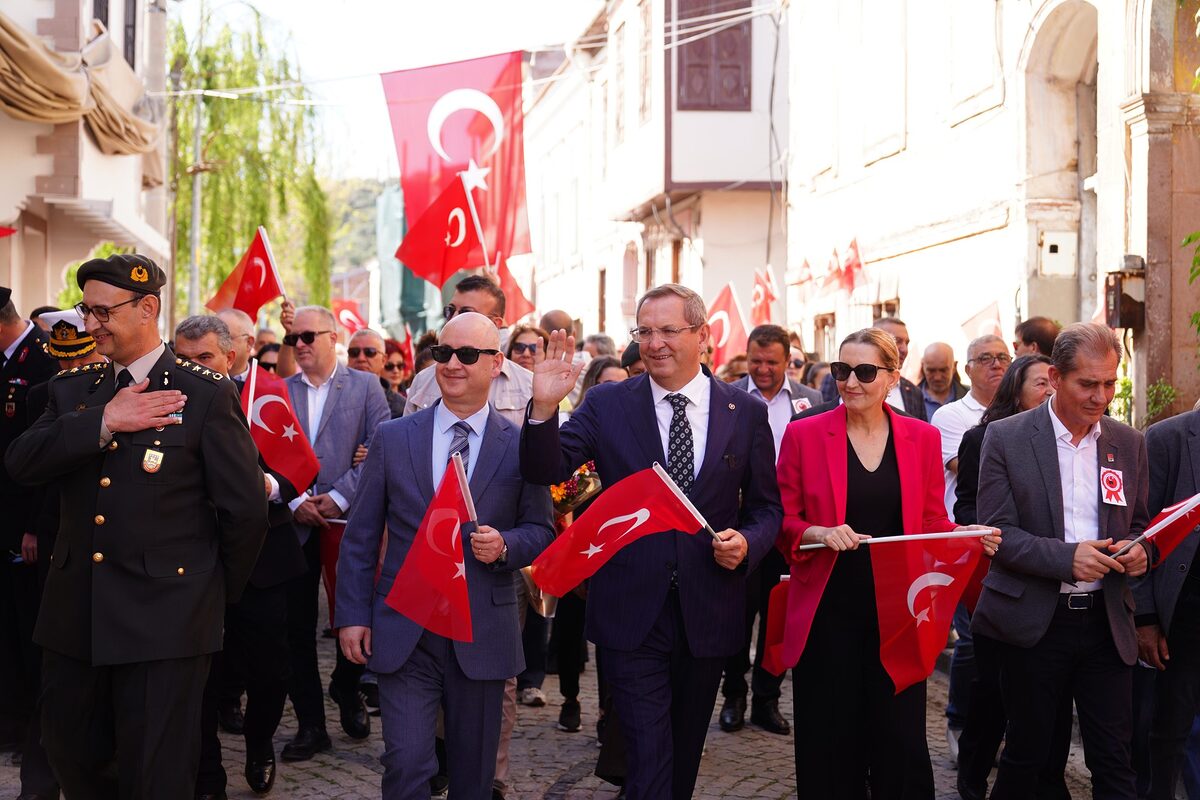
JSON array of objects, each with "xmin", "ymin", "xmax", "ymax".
[{"xmin": 5, "ymin": 346, "xmax": 268, "ymax": 666}]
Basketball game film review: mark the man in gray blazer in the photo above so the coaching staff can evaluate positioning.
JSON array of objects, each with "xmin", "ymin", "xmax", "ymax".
[
  {"xmin": 1132, "ymin": 407, "xmax": 1200, "ymax": 798},
  {"xmin": 973, "ymin": 322, "xmax": 1150, "ymax": 800},
  {"xmin": 336, "ymin": 312, "xmax": 554, "ymax": 799},
  {"xmin": 280, "ymin": 305, "xmax": 390, "ymax": 761}
]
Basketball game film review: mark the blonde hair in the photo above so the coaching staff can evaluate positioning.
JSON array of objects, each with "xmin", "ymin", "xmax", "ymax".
[{"xmin": 839, "ymin": 328, "xmax": 901, "ymax": 370}]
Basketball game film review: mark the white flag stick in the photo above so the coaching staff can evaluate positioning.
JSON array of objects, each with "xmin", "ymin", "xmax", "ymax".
[
  {"xmin": 1111, "ymin": 491, "xmax": 1200, "ymax": 559},
  {"xmin": 651, "ymin": 462, "xmax": 721, "ymax": 541},
  {"xmin": 458, "ymin": 174, "xmax": 492, "ymax": 273},
  {"xmin": 245, "ymin": 356, "xmax": 259, "ymax": 411},
  {"xmin": 452, "ymin": 451, "xmax": 478, "ymax": 523},
  {"xmin": 794, "ymin": 530, "xmax": 989, "ymax": 552}
]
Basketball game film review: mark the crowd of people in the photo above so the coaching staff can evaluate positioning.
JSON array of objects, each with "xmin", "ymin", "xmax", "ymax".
[{"xmin": 0, "ymin": 253, "xmax": 1197, "ymax": 800}]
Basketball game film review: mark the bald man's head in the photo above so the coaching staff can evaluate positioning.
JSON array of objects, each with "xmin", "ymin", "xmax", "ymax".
[
  {"xmin": 921, "ymin": 342, "xmax": 958, "ymax": 395},
  {"xmin": 539, "ymin": 310, "xmax": 574, "ymax": 336},
  {"xmin": 436, "ymin": 312, "xmax": 503, "ymax": 413}
]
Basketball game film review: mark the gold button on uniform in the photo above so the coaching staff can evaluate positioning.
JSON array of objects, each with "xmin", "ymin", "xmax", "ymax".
[
  {"xmin": 108, "ymin": 441, "xmax": 118, "ymax": 451},
  {"xmin": 92, "ymin": 552, "xmax": 104, "ymax": 563},
  {"xmin": 94, "ymin": 515, "xmax": 105, "ymax": 525},
  {"xmin": 99, "ymin": 477, "xmax": 111, "ymax": 488},
  {"xmin": 177, "ymin": 567, "xmax": 185, "ymax": 575}
]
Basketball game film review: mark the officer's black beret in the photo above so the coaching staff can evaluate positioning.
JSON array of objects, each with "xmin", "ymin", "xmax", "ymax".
[
  {"xmin": 0, "ymin": 286, "xmax": 10, "ymax": 308},
  {"xmin": 76, "ymin": 254, "xmax": 165, "ymax": 295}
]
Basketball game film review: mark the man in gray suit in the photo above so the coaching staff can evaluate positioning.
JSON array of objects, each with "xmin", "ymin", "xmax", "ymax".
[
  {"xmin": 280, "ymin": 305, "xmax": 390, "ymax": 761},
  {"xmin": 1133, "ymin": 407, "xmax": 1200, "ymax": 798},
  {"xmin": 336, "ymin": 312, "xmax": 554, "ymax": 799},
  {"xmin": 973, "ymin": 322, "xmax": 1150, "ymax": 800}
]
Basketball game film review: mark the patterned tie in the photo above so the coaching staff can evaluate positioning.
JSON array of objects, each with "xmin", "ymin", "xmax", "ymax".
[
  {"xmin": 448, "ymin": 420, "xmax": 472, "ymax": 474},
  {"xmin": 666, "ymin": 393, "xmax": 694, "ymax": 494},
  {"xmin": 116, "ymin": 369, "xmax": 133, "ymax": 391}
]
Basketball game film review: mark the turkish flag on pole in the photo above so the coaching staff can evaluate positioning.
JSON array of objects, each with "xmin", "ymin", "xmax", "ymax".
[
  {"xmin": 841, "ymin": 239, "xmax": 865, "ymax": 294},
  {"xmin": 706, "ymin": 282, "xmax": 749, "ymax": 370},
  {"xmin": 529, "ymin": 466, "xmax": 706, "ymax": 597},
  {"xmin": 241, "ymin": 364, "xmax": 320, "ymax": 495},
  {"xmin": 206, "ymin": 227, "xmax": 285, "ymax": 319},
  {"xmin": 395, "ymin": 171, "xmax": 484, "ymax": 288},
  {"xmin": 399, "ymin": 323, "xmax": 415, "ymax": 370},
  {"xmin": 1141, "ymin": 492, "xmax": 1200, "ymax": 565},
  {"xmin": 872, "ymin": 535, "xmax": 984, "ymax": 693},
  {"xmin": 751, "ymin": 267, "xmax": 778, "ymax": 326},
  {"xmin": 494, "ymin": 260, "xmax": 534, "ymax": 321},
  {"xmin": 385, "ymin": 457, "xmax": 475, "ymax": 642},
  {"xmin": 332, "ymin": 299, "xmax": 369, "ymax": 333},
  {"xmin": 820, "ymin": 248, "xmax": 841, "ymax": 295},
  {"xmin": 0, "ymin": 226, "xmax": 15, "ymax": 239}
]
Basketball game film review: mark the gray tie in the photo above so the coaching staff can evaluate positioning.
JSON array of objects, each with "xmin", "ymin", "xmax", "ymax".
[
  {"xmin": 448, "ymin": 420, "xmax": 471, "ymax": 474},
  {"xmin": 666, "ymin": 393, "xmax": 694, "ymax": 494}
]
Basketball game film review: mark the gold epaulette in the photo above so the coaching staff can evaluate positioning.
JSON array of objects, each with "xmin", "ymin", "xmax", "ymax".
[
  {"xmin": 175, "ymin": 358, "xmax": 225, "ymax": 382},
  {"xmin": 56, "ymin": 362, "xmax": 108, "ymax": 377}
]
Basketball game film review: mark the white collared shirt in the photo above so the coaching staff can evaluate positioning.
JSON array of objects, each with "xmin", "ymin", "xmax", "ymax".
[
  {"xmin": 885, "ymin": 384, "xmax": 906, "ymax": 413},
  {"xmin": 931, "ymin": 390, "xmax": 988, "ymax": 521},
  {"xmin": 298, "ymin": 363, "xmax": 338, "ymax": 442},
  {"xmin": 648, "ymin": 369, "xmax": 709, "ymax": 479},
  {"xmin": 1047, "ymin": 396, "xmax": 1104, "ymax": 593},
  {"xmin": 747, "ymin": 381, "xmax": 795, "ymax": 459},
  {"xmin": 430, "ymin": 400, "xmax": 489, "ymax": 488},
  {"xmin": 3, "ymin": 321, "xmax": 33, "ymax": 362}
]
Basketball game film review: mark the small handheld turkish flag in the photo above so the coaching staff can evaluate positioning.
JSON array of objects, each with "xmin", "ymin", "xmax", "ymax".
[
  {"xmin": 241, "ymin": 363, "xmax": 319, "ymax": 496},
  {"xmin": 332, "ymin": 299, "xmax": 368, "ymax": 333},
  {"xmin": 529, "ymin": 466, "xmax": 706, "ymax": 597},
  {"xmin": 872, "ymin": 534, "xmax": 983, "ymax": 693},
  {"xmin": 385, "ymin": 456, "xmax": 475, "ymax": 642},
  {"xmin": 206, "ymin": 227, "xmax": 285, "ymax": 319},
  {"xmin": 706, "ymin": 282, "xmax": 749, "ymax": 370},
  {"xmin": 395, "ymin": 167, "xmax": 486, "ymax": 288},
  {"xmin": 1139, "ymin": 492, "xmax": 1200, "ymax": 565}
]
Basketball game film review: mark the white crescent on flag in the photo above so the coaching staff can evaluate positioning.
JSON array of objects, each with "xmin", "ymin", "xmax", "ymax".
[
  {"xmin": 251, "ymin": 256, "xmax": 267, "ymax": 288},
  {"xmin": 445, "ymin": 207, "xmax": 467, "ymax": 248},
  {"xmin": 906, "ymin": 572, "xmax": 955, "ymax": 623},
  {"xmin": 426, "ymin": 88, "xmax": 505, "ymax": 163},
  {"xmin": 709, "ymin": 311, "xmax": 730, "ymax": 347},
  {"xmin": 424, "ymin": 508, "xmax": 465, "ymax": 579},
  {"xmin": 597, "ymin": 508, "xmax": 652, "ymax": 541},
  {"xmin": 249, "ymin": 394, "xmax": 290, "ymax": 435},
  {"xmin": 338, "ymin": 309, "xmax": 362, "ymax": 330}
]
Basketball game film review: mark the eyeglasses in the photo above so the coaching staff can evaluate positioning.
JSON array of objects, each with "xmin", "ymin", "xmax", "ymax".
[
  {"xmin": 830, "ymin": 361, "xmax": 896, "ymax": 383},
  {"xmin": 347, "ymin": 347, "xmax": 380, "ymax": 359},
  {"xmin": 282, "ymin": 330, "xmax": 333, "ymax": 347},
  {"xmin": 75, "ymin": 296, "xmax": 142, "ymax": 323},
  {"xmin": 383, "ymin": 362, "xmax": 404, "ymax": 371},
  {"xmin": 443, "ymin": 304, "xmax": 500, "ymax": 321},
  {"xmin": 510, "ymin": 342, "xmax": 539, "ymax": 355},
  {"xmin": 430, "ymin": 345, "xmax": 500, "ymax": 365},
  {"xmin": 629, "ymin": 324, "xmax": 701, "ymax": 343},
  {"xmin": 968, "ymin": 353, "xmax": 1013, "ymax": 368},
  {"xmin": 260, "ymin": 362, "xmax": 277, "ymax": 372}
]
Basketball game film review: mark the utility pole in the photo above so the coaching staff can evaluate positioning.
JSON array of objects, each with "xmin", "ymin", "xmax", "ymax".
[{"xmin": 188, "ymin": 95, "xmax": 203, "ymax": 315}]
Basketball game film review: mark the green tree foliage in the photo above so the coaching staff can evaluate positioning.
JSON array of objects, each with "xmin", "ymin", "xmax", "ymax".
[
  {"xmin": 168, "ymin": 4, "xmax": 330, "ymax": 320},
  {"xmin": 56, "ymin": 242, "xmax": 134, "ymax": 309},
  {"xmin": 327, "ymin": 178, "xmax": 387, "ymax": 271}
]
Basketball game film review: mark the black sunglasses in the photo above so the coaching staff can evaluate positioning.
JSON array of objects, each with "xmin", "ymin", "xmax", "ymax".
[
  {"xmin": 347, "ymin": 347, "xmax": 380, "ymax": 359},
  {"xmin": 383, "ymin": 362, "xmax": 404, "ymax": 371},
  {"xmin": 430, "ymin": 345, "xmax": 500, "ymax": 365},
  {"xmin": 830, "ymin": 361, "xmax": 895, "ymax": 384},
  {"xmin": 283, "ymin": 330, "xmax": 333, "ymax": 347},
  {"xmin": 510, "ymin": 342, "xmax": 539, "ymax": 355},
  {"xmin": 443, "ymin": 304, "xmax": 499, "ymax": 321},
  {"xmin": 260, "ymin": 362, "xmax": 277, "ymax": 372}
]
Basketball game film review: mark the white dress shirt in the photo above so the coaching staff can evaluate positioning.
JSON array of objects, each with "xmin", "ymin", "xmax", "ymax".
[
  {"xmin": 290, "ymin": 363, "xmax": 348, "ymax": 513},
  {"xmin": 430, "ymin": 400, "xmax": 489, "ymax": 488},
  {"xmin": 885, "ymin": 384, "xmax": 906, "ymax": 413},
  {"xmin": 930, "ymin": 391, "xmax": 988, "ymax": 521},
  {"xmin": 748, "ymin": 381, "xmax": 796, "ymax": 459},
  {"xmin": 3, "ymin": 321, "xmax": 33, "ymax": 362},
  {"xmin": 1047, "ymin": 396, "xmax": 1104, "ymax": 593},
  {"xmin": 648, "ymin": 369, "xmax": 710, "ymax": 479}
]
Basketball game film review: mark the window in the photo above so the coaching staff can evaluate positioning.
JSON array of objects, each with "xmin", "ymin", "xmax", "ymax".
[
  {"xmin": 676, "ymin": 0, "xmax": 752, "ymax": 111},
  {"xmin": 94, "ymin": 0, "xmax": 110, "ymax": 28},
  {"xmin": 814, "ymin": 314, "xmax": 837, "ymax": 361},
  {"xmin": 613, "ymin": 23, "xmax": 625, "ymax": 144},
  {"xmin": 872, "ymin": 299, "xmax": 900, "ymax": 321},
  {"xmin": 123, "ymin": 0, "xmax": 137, "ymax": 68},
  {"xmin": 639, "ymin": 0, "xmax": 653, "ymax": 124}
]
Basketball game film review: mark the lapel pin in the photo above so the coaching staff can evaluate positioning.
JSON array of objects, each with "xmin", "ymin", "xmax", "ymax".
[
  {"xmin": 728, "ymin": 403, "xmax": 736, "ymax": 410},
  {"xmin": 1107, "ymin": 453, "xmax": 1114, "ymax": 463}
]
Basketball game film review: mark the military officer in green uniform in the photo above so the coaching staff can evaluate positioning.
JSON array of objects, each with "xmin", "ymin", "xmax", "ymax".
[{"xmin": 6, "ymin": 254, "xmax": 268, "ymax": 799}]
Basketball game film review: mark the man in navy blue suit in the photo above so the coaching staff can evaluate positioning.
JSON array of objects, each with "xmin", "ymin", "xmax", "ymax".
[
  {"xmin": 336, "ymin": 312, "xmax": 555, "ymax": 799},
  {"xmin": 521, "ymin": 284, "xmax": 783, "ymax": 799}
]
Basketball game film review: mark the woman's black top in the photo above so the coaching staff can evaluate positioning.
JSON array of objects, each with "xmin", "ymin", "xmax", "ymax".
[{"xmin": 953, "ymin": 424, "xmax": 987, "ymax": 525}]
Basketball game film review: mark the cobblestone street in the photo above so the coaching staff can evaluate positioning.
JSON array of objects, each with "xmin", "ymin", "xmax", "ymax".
[{"xmin": 1, "ymin": 631, "xmax": 1097, "ymax": 799}]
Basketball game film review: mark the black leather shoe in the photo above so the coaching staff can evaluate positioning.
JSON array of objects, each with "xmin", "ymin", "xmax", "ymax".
[
  {"xmin": 217, "ymin": 701, "xmax": 245, "ymax": 735},
  {"xmin": 750, "ymin": 701, "xmax": 790, "ymax": 735},
  {"xmin": 718, "ymin": 696, "xmax": 746, "ymax": 732},
  {"xmin": 360, "ymin": 681, "xmax": 380, "ymax": 709},
  {"xmin": 429, "ymin": 775, "xmax": 449, "ymax": 796},
  {"xmin": 280, "ymin": 726, "xmax": 331, "ymax": 762},
  {"xmin": 245, "ymin": 755, "xmax": 276, "ymax": 794},
  {"xmin": 329, "ymin": 681, "xmax": 370, "ymax": 740}
]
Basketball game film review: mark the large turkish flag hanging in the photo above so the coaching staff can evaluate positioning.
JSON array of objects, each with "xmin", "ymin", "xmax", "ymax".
[
  {"xmin": 382, "ymin": 52, "xmax": 532, "ymax": 320},
  {"xmin": 706, "ymin": 282, "xmax": 749, "ymax": 370},
  {"xmin": 206, "ymin": 227, "xmax": 285, "ymax": 319}
]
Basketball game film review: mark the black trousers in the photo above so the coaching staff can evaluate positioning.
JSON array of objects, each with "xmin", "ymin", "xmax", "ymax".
[
  {"xmin": 792, "ymin": 600, "xmax": 932, "ymax": 800},
  {"xmin": 721, "ymin": 548, "xmax": 786, "ymax": 706},
  {"xmin": 1148, "ymin": 588, "xmax": 1200, "ymax": 799},
  {"xmin": 196, "ymin": 582, "xmax": 291, "ymax": 793},
  {"xmin": 992, "ymin": 600, "xmax": 1135, "ymax": 800},
  {"xmin": 551, "ymin": 590, "xmax": 587, "ymax": 702},
  {"xmin": 41, "ymin": 649, "xmax": 211, "ymax": 800},
  {"xmin": 286, "ymin": 532, "xmax": 361, "ymax": 730},
  {"xmin": 957, "ymin": 631, "xmax": 1072, "ymax": 800}
]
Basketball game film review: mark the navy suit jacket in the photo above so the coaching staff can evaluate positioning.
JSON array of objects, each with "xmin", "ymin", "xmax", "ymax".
[
  {"xmin": 335, "ymin": 403, "xmax": 555, "ymax": 680},
  {"xmin": 520, "ymin": 372, "xmax": 782, "ymax": 658}
]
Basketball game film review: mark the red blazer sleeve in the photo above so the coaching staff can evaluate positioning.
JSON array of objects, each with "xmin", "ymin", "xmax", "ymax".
[
  {"xmin": 919, "ymin": 423, "xmax": 957, "ymax": 534},
  {"xmin": 776, "ymin": 419, "xmax": 832, "ymax": 565}
]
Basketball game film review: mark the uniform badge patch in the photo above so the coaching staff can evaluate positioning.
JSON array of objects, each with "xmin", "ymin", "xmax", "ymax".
[{"xmin": 142, "ymin": 449, "xmax": 164, "ymax": 474}]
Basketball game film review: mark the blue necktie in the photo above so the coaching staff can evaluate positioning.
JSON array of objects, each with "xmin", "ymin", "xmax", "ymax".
[{"xmin": 448, "ymin": 420, "xmax": 471, "ymax": 474}]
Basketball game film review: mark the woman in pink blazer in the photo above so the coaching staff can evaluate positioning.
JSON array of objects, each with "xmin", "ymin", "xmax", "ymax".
[{"xmin": 775, "ymin": 328, "xmax": 998, "ymax": 800}]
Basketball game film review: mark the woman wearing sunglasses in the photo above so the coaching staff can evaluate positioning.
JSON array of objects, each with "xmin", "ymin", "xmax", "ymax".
[
  {"xmin": 775, "ymin": 328, "xmax": 1000, "ymax": 799},
  {"xmin": 505, "ymin": 324, "xmax": 550, "ymax": 372}
]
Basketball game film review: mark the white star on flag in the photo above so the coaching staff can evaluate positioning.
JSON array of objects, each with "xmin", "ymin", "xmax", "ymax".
[
  {"xmin": 282, "ymin": 424, "xmax": 299, "ymax": 442},
  {"xmin": 454, "ymin": 561, "xmax": 466, "ymax": 580},
  {"xmin": 460, "ymin": 159, "xmax": 490, "ymax": 193},
  {"xmin": 581, "ymin": 543, "xmax": 603, "ymax": 559}
]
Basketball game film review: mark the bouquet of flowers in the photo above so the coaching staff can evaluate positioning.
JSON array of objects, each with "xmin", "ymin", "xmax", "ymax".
[{"xmin": 550, "ymin": 460, "xmax": 601, "ymax": 517}]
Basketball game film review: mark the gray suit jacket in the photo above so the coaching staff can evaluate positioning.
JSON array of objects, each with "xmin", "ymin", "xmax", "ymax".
[
  {"xmin": 334, "ymin": 404, "xmax": 555, "ymax": 679},
  {"xmin": 731, "ymin": 375, "xmax": 821, "ymax": 414},
  {"xmin": 1130, "ymin": 410, "xmax": 1200, "ymax": 635},
  {"xmin": 972, "ymin": 402, "xmax": 1150, "ymax": 664},
  {"xmin": 286, "ymin": 363, "xmax": 390, "ymax": 542}
]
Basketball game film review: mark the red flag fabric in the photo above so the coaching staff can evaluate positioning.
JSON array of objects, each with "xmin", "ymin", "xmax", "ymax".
[
  {"xmin": 706, "ymin": 282, "xmax": 749, "ymax": 370},
  {"xmin": 751, "ymin": 267, "xmax": 777, "ymax": 326},
  {"xmin": 240, "ymin": 364, "xmax": 319, "ymax": 495},
  {"xmin": 395, "ymin": 172, "xmax": 483, "ymax": 288},
  {"xmin": 0, "ymin": 226, "xmax": 15, "ymax": 239},
  {"xmin": 385, "ymin": 462, "xmax": 474, "ymax": 641},
  {"xmin": 1145, "ymin": 492, "xmax": 1200, "ymax": 565},
  {"xmin": 332, "ymin": 299, "xmax": 369, "ymax": 333},
  {"xmin": 206, "ymin": 227, "xmax": 285, "ymax": 319},
  {"xmin": 767, "ymin": 548, "xmax": 837, "ymax": 675},
  {"xmin": 494, "ymin": 259, "xmax": 534, "ymax": 322},
  {"xmin": 841, "ymin": 239, "xmax": 865, "ymax": 294},
  {"xmin": 820, "ymin": 248, "xmax": 841, "ymax": 294},
  {"xmin": 796, "ymin": 259, "xmax": 813, "ymax": 285},
  {"xmin": 761, "ymin": 575, "xmax": 792, "ymax": 676},
  {"xmin": 529, "ymin": 467, "xmax": 705, "ymax": 597},
  {"xmin": 320, "ymin": 520, "xmax": 346, "ymax": 624},
  {"xmin": 872, "ymin": 535, "xmax": 984, "ymax": 693},
  {"xmin": 399, "ymin": 323, "xmax": 415, "ymax": 371}
]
